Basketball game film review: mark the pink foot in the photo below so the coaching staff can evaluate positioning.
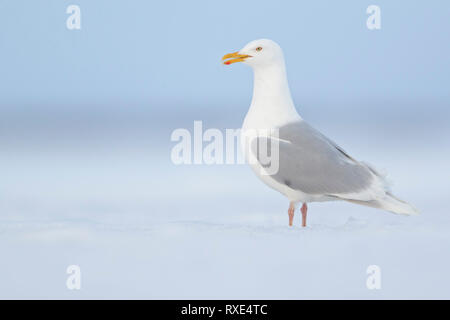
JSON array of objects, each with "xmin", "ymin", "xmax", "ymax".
[
  {"xmin": 288, "ymin": 202, "xmax": 295, "ymax": 226},
  {"xmin": 301, "ymin": 203, "xmax": 308, "ymax": 227}
]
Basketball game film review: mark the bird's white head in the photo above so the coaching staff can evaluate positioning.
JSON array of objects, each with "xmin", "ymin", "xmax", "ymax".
[{"xmin": 222, "ymin": 39, "xmax": 284, "ymax": 68}]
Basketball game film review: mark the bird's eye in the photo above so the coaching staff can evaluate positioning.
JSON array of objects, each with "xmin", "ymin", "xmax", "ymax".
[{"xmin": 256, "ymin": 47, "xmax": 263, "ymax": 52}]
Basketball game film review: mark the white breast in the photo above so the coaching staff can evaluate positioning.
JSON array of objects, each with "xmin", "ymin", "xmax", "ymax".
[{"xmin": 240, "ymin": 111, "xmax": 331, "ymax": 204}]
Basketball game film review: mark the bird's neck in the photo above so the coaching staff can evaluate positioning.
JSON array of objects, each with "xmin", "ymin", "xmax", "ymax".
[{"xmin": 246, "ymin": 62, "xmax": 301, "ymax": 129}]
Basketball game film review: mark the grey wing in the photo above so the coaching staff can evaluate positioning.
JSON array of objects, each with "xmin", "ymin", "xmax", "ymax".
[{"xmin": 251, "ymin": 121, "xmax": 374, "ymax": 195}]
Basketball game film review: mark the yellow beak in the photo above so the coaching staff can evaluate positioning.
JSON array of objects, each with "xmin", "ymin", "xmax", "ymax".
[{"xmin": 222, "ymin": 51, "xmax": 252, "ymax": 65}]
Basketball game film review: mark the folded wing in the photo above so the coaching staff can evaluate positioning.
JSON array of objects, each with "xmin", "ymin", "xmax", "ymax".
[{"xmin": 251, "ymin": 120, "xmax": 381, "ymax": 198}]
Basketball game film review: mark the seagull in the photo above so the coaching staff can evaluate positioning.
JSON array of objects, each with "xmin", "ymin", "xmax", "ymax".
[{"xmin": 222, "ymin": 39, "xmax": 418, "ymax": 227}]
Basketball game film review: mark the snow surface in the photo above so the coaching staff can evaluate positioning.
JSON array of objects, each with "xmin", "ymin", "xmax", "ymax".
[{"xmin": 1, "ymin": 110, "xmax": 449, "ymax": 299}]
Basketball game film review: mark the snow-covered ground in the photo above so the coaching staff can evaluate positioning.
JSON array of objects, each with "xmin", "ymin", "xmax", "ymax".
[{"xmin": 1, "ymin": 106, "xmax": 449, "ymax": 299}]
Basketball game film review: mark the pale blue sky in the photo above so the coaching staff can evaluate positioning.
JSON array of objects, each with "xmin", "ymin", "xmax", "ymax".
[{"xmin": 1, "ymin": 0, "xmax": 449, "ymax": 109}]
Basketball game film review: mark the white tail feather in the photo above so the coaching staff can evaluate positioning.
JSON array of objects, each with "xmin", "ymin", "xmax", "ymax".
[
  {"xmin": 348, "ymin": 162, "xmax": 419, "ymax": 215},
  {"xmin": 345, "ymin": 192, "xmax": 419, "ymax": 215}
]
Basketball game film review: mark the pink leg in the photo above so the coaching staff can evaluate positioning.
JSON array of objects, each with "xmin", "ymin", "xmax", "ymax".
[
  {"xmin": 288, "ymin": 202, "xmax": 295, "ymax": 226},
  {"xmin": 301, "ymin": 203, "xmax": 308, "ymax": 227}
]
